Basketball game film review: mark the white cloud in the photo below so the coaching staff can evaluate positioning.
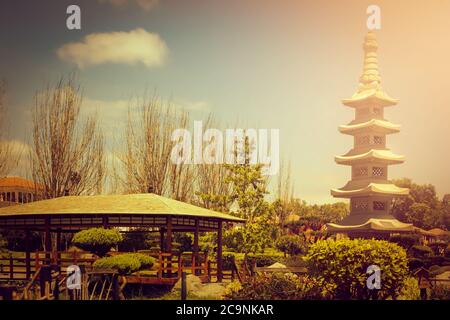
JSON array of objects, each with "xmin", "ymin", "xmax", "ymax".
[
  {"xmin": 56, "ymin": 28, "xmax": 169, "ymax": 68},
  {"xmin": 173, "ymin": 99, "xmax": 211, "ymax": 112},
  {"xmin": 98, "ymin": 0, "xmax": 159, "ymax": 11}
]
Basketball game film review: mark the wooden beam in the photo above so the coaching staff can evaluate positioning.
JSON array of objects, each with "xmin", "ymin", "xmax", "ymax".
[
  {"xmin": 217, "ymin": 220, "xmax": 223, "ymax": 282},
  {"xmin": 159, "ymin": 228, "xmax": 165, "ymax": 252},
  {"xmin": 166, "ymin": 217, "xmax": 173, "ymax": 277},
  {"xmin": 166, "ymin": 217, "xmax": 173, "ymax": 253},
  {"xmin": 44, "ymin": 218, "xmax": 51, "ymax": 264},
  {"xmin": 25, "ymin": 230, "xmax": 31, "ymax": 279},
  {"xmin": 193, "ymin": 219, "xmax": 199, "ymax": 275}
]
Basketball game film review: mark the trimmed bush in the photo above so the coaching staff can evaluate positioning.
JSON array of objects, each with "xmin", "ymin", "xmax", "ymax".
[
  {"xmin": 275, "ymin": 235, "xmax": 307, "ymax": 256},
  {"xmin": 72, "ymin": 228, "xmax": 123, "ymax": 257},
  {"xmin": 304, "ymin": 239, "xmax": 409, "ymax": 300},
  {"xmin": 411, "ymin": 245, "xmax": 434, "ymax": 258},
  {"xmin": 93, "ymin": 253, "xmax": 155, "ymax": 275}
]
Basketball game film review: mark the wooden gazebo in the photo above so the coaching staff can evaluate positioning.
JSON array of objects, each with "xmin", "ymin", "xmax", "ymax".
[{"xmin": 0, "ymin": 193, "xmax": 244, "ymax": 283}]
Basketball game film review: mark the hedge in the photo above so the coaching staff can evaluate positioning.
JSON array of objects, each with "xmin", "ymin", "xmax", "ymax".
[
  {"xmin": 93, "ymin": 253, "xmax": 155, "ymax": 275},
  {"xmin": 72, "ymin": 228, "xmax": 123, "ymax": 257}
]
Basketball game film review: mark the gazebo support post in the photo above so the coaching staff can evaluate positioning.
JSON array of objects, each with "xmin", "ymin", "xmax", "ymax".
[
  {"xmin": 44, "ymin": 218, "xmax": 52, "ymax": 265},
  {"xmin": 217, "ymin": 220, "xmax": 223, "ymax": 282},
  {"xmin": 56, "ymin": 228, "xmax": 62, "ymax": 270},
  {"xmin": 25, "ymin": 230, "xmax": 31, "ymax": 279},
  {"xmin": 159, "ymin": 228, "xmax": 165, "ymax": 251},
  {"xmin": 166, "ymin": 217, "xmax": 173, "ymax": 277},
  {"xmin": 193, "ymin": 219, "xmax": 200, "ymax": 275}
]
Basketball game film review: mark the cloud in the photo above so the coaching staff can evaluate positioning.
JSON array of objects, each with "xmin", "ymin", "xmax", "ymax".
[
  {"xmin": 57, "ymin": 28, "xmax": 169, "ymax": 68},
  {"xmin": 173, "ymin": 99, "xmax": 211, "ymax": 112},
  {"xmin": 98, "ymin": 0, "xmax": 159, "ymax": 11}
]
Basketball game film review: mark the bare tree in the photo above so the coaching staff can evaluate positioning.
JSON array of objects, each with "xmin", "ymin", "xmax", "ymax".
[
  {"xmin": 0, "ymin": 81, "xmax": 20, "ymax": 177},
  {"xmin": 30, "ymin": 76, "xmax": 105, "ymax": 198},
  {"xmin": 195, "ymin": 115, "xmax": 233, "ymax": 210},
  {"xmin": 117, "ymin": 95, "xmax": 194, "ymax": 200},
  {"xmin": 167, "ymin": 110, "xmax": 196, "ymax": 201},
  {"xmin": 274, "ymin": 160, "xmax": 296, "ymax": 229}
]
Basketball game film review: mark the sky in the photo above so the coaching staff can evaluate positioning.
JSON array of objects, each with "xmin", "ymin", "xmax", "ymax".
[{"xmin": 0, "ymin": 0, "xmax": 449, "ymax": 204}]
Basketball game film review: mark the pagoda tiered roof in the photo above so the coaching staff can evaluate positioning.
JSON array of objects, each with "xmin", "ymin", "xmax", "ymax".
[
  {"xmin": 339, "ymin": 119, "xmax": 400, "ymax": 135},
  {"xmin": 342, "ymin": 89, "xmax": 398, "ymax": 108},
  {"xmin": 327, "ymin": 31, "xmax": 412, "ymax": 235},
  {"xmin": 335, "ymin": 149, "xmax": 405, "ymax": 165},
  {"xmin": 327, "ymin": 217, "xmax": 414, "ymax": 233},
  {"xmin": 331, "ymin": 182, "xmax": 409, "ymax": 198}
]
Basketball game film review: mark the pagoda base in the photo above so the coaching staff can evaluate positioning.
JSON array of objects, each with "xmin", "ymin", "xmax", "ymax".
[{"xmin": 326, "ymin": 213, "xmax": 414, "ymax": 236}]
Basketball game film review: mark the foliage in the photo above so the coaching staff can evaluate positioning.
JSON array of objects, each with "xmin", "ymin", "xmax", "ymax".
[
  {"xmin": 0, "ymin": 229, "xmax": 41, "ymax": 251},
  {"xmin": 397, "ymin": 277, "xmax": 421, "ymax": 300},
  {"xmin": 93, "ymin": 253, "xmax": 155, "ymax": 275},
  {"xmin": 411, "ymin": 245, "xmax": 434, "ymax": 258},
  {"xmin": 428, "ymin": 242, "xmax": 448, "ymax": 256},
  {"xmin": 428, "ymin": 284, "xmax": 450, "ymax": 300},
  {"xmin": 304, "ymin": 239, "xmax": 409, "ymax": 300},
  {"xmin": 223, "ymin": 228, "xmax": 245, "ymax": 252},
  {"xmin": 72, "ymin": 228, "xmax": 123, "ymax": 257},
  {"xmin": 173, "ymin": 233, "xmax": 193, "ymax": 253},
  {"xmin": 222, "ymin": 252, "xmax": 237, "ymax": 270},
  {"xmin": 118, "ymin": 228, "xmax": 155, "ymax": 252},
  {"xmin": 0, "ymin": 234, "xmax": 7, "ymax": 251},
  {"xmin": 389, "ymin": 234, "xmax": 420, "ymax": 251},
  {"xmin": 197, "ymin": 136, "xmax": 276, "ymax": 255},
  {"xmin": 275, "ymin": 235, "xmax": 307, "ymax": 256},
  {"xmin": 224, "ymin": 273, "xmax": 323, "ymax": 300},
  {"xmin": 284, "ymin": 201, "xmax": 349, "ymax": 232},
  {"xmin": 392, "ymin": 178, "xmax": 448, "ymax": 229},
  {"xmin": 446, "ymin": 245, "xmax": 450, "ymax": 258},
  {"xmin": 280, "ymin": 255, "xmax": 308, "ymax": 268},
  {"xmin": 245, "ymin": 252, "xmax": 284, "ymax": 267}
]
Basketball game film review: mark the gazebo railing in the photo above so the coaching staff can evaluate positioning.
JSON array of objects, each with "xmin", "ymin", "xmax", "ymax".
[{"xmin": 1, "ymin": 250, "xmax": 214, "ymax": 283}]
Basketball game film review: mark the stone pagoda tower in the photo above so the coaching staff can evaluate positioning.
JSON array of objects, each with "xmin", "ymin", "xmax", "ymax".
[{"xmin": 327, "ymin": 31, "xmax": 413, "ymax": 236}]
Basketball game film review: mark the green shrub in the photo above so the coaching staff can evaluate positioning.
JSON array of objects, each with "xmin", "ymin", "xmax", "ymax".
[
  {"xmin": 411, "ymin": 245, "xmax": 434, "ymax": 258},
  {"xmin": 398, "ymin": 277, "xmax": 421, "ymax": 300},
  {"xmin": 93, "ymin": 253, "xmax": 155, "ymax": 275},
  {"xmin": 224, "ymin": 273, "xmax": 323, "ymax": 300},
  {"xmin": 72, "ymin": 228, "xmax": 123, "ymax": 257},
  {"xmin": 304, "ymin": 239, "xmax": 409, "ymax": 300},
  {"xmin": 275, "ymin": 235, "xmax": 307, "ymax": 256},
  {"xmin": 389, "ymin": 234, "xmax": 420, "ymax": 250}
]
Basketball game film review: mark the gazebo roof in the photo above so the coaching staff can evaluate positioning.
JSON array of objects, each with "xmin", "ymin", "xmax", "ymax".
[{"xmin": 0, "ymin": 193, "xmax": 244, "ymax": 223}]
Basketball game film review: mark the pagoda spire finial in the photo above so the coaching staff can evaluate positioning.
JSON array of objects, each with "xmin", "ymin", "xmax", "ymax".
[{"xmin": 357, "ymin": 31, "xmax": 381, "ymax": 93}]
